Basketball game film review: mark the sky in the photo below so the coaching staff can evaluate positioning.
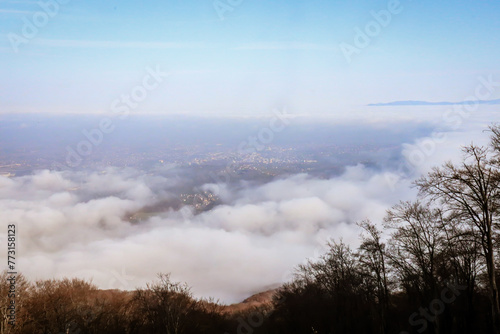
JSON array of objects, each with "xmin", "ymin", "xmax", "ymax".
[
  {"xmin": 2, "ymin": 0, "xmax": 500, "ymax": 303},
  {"xmin": 1, "ymin": 0, "xmax": 500, "ymax": 115}
]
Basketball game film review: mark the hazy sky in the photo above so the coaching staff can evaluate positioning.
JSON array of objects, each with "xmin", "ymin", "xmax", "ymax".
[{"xmin": 1, "ymin": 0, "xmax": 500, "ymax": 115}]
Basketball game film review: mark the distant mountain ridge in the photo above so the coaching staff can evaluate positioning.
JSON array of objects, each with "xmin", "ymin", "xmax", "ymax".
[
  {"xmin": 368, "ymin": 98, "xmax": 500, "ymax": 107},
  {"xmin": 223, "ymin": 289, "xmax": 277, "ymax": 313}
]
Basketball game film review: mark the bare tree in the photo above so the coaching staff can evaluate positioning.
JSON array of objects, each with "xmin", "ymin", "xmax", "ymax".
[
  {"xmin": 415, "ymin": 144, "xmax": 500, "ymax": 333},
  {"xmin": 0, "ymin": 272, "xmax": 29, "ymax": 334},
  {"xmin": 489, "ymin": 125, "xmax": 500, "ymax": 154},
  {"xmin": 302, "ymin": 240, "xmax": 364, "ymax": 297},
  {"xmin": 358, "ymin": 220, "xmax": 390, "ymax": 334},
  {"xmin": 385, "ymin": 201, "xmax": 447, "ymax": 334},
  {"xmin": 132, "ymin": 273, "xmax": 195, "ymax": 334},
  {"xmin": 440, "ymin": 213, "xmax": 482, "ymax": 333},
  {"xmin": 20, "ymin": 278, "xmax": 98, "ymax": 334}
]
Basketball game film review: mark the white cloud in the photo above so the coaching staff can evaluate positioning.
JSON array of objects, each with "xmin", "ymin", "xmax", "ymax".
[
  {"xmin": 232, "ymin": 42, "xmax": 338, "ymax": 51},
  {"xmin": 0, "ymin": 164, "xmax": 414, "ymax": 303},
  {"xmin": 32, "ymin": 39, "xmax": 209, "ymax": 49},
  {"xmin": 0, "ymin": 112, "xmax": 496, "ymax": 303}
]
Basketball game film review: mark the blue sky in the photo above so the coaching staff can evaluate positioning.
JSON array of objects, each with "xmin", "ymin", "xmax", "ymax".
[{"xmin": 1, "ymin": 0, "xmax": 500, "ymax": 115}]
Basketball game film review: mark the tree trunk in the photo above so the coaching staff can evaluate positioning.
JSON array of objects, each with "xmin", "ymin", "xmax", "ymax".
[{"xmin": 486, "ymin": 233, "xmax": 500, "ymax": 334}]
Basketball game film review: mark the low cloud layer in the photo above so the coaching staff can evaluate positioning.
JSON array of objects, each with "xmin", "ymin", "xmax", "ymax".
[
  {"xmin": 0, "ymin": 165, "xmax": 414, "ymax": 303},
  {"xmin": 0, "ymin": 107, "xmax": 496, "ymax": 303}
]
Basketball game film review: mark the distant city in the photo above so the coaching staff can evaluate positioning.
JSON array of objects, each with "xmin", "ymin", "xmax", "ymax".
[{"xmin": 0, "ymin": 114, "xmax": 433, "ymax": 179}]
